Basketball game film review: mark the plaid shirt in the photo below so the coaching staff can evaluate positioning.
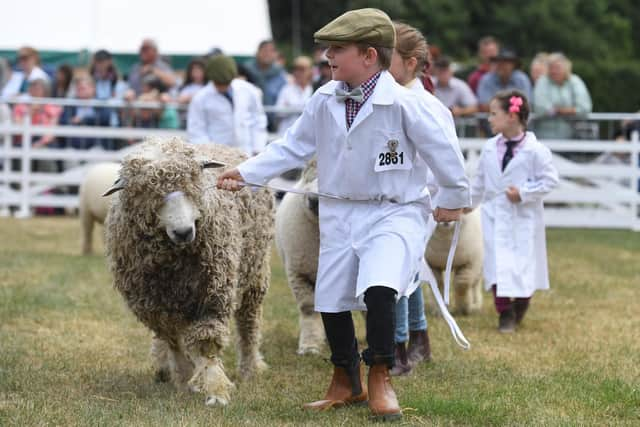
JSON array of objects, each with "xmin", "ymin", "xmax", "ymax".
[{"xmin": 344, "ymin": 71, "xmax": 381, "ymax": 129}]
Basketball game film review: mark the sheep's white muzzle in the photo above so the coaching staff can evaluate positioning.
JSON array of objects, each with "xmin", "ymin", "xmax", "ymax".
[{"xmin": 160, "ymin": 191, "xmax": 200, "ymax": 245}]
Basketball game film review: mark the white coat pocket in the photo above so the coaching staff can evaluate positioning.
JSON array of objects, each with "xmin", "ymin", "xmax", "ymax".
[{"xmin": 373, "ymin": 131, "xmax": 413, "ymax": 173}]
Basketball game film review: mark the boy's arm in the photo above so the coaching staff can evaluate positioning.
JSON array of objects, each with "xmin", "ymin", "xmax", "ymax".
[
  {"xmin": 220, "ymin": 97, "xmax": 318, "ymax": 188},
  {"xmin": 519, "ymin": 145, "xmax": 559, "ymax": 203},
  {"xmin": 405, "ymin": 99, "xmax": 471, "ymax": 210}
]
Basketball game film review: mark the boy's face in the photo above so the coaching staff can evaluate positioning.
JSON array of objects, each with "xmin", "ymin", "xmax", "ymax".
[{"xmin": 325, "ymin": 44, "xmax": 371, "ymax": 85}]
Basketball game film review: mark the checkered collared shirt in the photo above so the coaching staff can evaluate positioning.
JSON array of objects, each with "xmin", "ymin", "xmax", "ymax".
[{"xmin": 344, "ymin": 71, "xmax": 381, "ymax": 129}]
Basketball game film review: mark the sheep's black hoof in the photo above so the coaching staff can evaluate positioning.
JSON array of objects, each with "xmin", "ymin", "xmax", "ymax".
[{"xmin": 154, "ymin": 368, "xmax": 171, "ymax": 383}]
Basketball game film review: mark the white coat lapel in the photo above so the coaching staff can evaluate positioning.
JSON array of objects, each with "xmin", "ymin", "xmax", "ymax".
[
  {"xmin": 484, "ymin": 139, "xmax": 501, "ymax": 181},
  {"xmin": 318, "ymin": 81, "xmax": 347, "ymax": 133},
  {"xmin": 348, "ymin": 71, "xmax": 395, "ymax": 133}
]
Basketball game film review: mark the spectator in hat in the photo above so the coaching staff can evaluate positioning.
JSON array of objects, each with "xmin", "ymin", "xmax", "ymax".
[
  {"xmin": 1, "ymin": 46, "xmax": 50, "ymax": 101},
  {"xmin": 467, "ymin": 36, "xmax": 499, "ymax": 94},
  {"xmin": 187, "ymin": 55, "xmax": 267, "ymax": 155},
  {"xmin": 477, "ymin": 48, "xmax": 531, "ymax": 112},
  {"xmin": 432, "ymin": 56, "xmax": 478, "ymax": 117},
  {"xmin": 124, "ymin": 38, "xmax": 176, "ymax": 99}
]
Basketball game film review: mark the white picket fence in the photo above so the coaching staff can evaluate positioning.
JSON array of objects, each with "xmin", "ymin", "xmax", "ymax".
[{"xmin": 1, "ymin": 100, "xmax": 639, "ymax": 230}]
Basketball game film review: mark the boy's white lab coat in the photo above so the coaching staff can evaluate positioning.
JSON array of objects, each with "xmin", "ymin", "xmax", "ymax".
[
  {"xmin": 470, "ymin": 132, "xmax": 559, "ymax": 298},
  {"xmin": 239, "ymin": 71, "xmax": 470, "ymax": 311},
  {"xmin": 187, "ymin": 79, "xmax": 267, "ymax": 155}
]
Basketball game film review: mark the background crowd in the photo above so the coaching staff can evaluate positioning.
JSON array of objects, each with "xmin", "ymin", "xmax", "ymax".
[{"xmin": 3, "ymin": 34, "xmax": 636, "ymax": 151}]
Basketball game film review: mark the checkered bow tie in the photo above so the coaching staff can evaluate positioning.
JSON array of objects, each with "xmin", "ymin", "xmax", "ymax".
[{"xmin": 335, "ymin": 87, "xmax": 364, "ymax": 103}]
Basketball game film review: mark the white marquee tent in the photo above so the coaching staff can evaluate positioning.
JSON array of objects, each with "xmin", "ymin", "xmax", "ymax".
[{"xmin": 1, "ymin": 0, "xmax": 272, "ymax": 56}]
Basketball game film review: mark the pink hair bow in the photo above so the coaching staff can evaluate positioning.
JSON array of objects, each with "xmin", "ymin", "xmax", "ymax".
[{"xmin": 509, "ymin": 96, "xmax": 523, "ymax": 113}]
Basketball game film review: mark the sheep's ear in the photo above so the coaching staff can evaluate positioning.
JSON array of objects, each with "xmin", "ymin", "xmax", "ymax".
[
  {"xmin": 202, "ymin": 160, "xmax": 227, "ymax": 169},
  {"xmin": 102, "ymin": 177, "xmax": 127, "ymax": 197}
]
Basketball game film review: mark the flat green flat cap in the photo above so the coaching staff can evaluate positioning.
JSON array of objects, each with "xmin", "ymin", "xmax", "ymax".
[
  {"xmin": 314, "ymin": 8, "xmax": 395, "ymax": 48},
  {"xmin": 206, "ymin": 55, "xmax": 237, "ymax": 85}
]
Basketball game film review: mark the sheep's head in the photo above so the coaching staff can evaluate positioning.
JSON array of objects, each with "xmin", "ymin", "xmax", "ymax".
[
  {"xmin": 103, "ymin": 138, "xmax": 225, "ymax": 245},
  {"xmin": 302, "ymin": 178, "xmax": 319, "ymax": 218}
]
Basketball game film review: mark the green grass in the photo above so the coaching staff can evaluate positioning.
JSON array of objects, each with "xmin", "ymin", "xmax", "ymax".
[{"xmin": 1, "ymin": 218, "xmax": 639, "ymax": 426}]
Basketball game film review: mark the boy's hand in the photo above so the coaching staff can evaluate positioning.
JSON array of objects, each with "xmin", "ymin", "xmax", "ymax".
[
  {"xmin": 462, "ymin": 207, "xmax": 474, "ymax": 214},
  {"xmin": 506, "ymin": 186, "xmax": 521, "ymax": 203},
  {"xmin": 216, "ymin": 168, "xmax": 245, "ymax": 191},
  {"xmin": 434, "ymin": 207, "xmax": 462, "ymax": 222}
]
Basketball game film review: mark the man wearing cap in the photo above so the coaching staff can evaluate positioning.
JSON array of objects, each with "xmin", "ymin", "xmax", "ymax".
[
  {"xmin": 216, "ymin": 9, "xmax": 469, "ymax": 421},
  {"xmin": 432, "ymin": 56, "xmax": 478, "ymax": 117},
  {"xmin": 187, "ymin": 55, "xmax": 267, "ymax": 155},
  {"xmin": 477, "ymin": 48, "xmax": 531, "ymax": 112}
]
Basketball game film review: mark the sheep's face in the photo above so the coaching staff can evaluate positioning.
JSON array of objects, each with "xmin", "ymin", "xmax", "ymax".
[
  {"xmin": 302, "ymin": 178, "xmax": 319, "ymax": 217},
  {"xmin": 159, "ymin": 191, "xmax": 201, "ymax": 245},
  {"xmin": 103, "ymin": 138, "xmax": 226, "ymax": 243}
]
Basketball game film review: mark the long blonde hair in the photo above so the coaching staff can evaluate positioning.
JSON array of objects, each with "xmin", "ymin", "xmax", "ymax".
[{"xmin": 393, "ymin": 22, "xmax": 429, "ymax": 78}]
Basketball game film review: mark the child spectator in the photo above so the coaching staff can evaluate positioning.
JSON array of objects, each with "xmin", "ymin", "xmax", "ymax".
[
  {"xmin": 178, "ymin": 58, "xmax": 207, "ymax": 104},
  {"xmin": 52, "ymin": 64, "xmax": 73, "ymax": 98},
  {"xmin": 12, "ymin": 79, "xmax": 61, "ymax": 148},
  {"xmin": 216, "ymin": 9, "xmax": 469, "ymax": 421},
  {"xmin": 467, "ymin": 90, "xmax": 558, "ymax": 333},
  {"xmin": 59, "ymin": 76, "xmax": 112, "ymax": 149},
  {"xmin": 275, "ymin": 56, "xmax": 313, "ymax": 135}
]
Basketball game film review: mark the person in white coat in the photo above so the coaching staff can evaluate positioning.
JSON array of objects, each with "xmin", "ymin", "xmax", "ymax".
[
  {"xmin": 217, "ymin": 9, "xmax": 470, "ymax": 422},
  {"xmin": 466, "ymin": 89, "xmax": 559, "ymax": 333},
  {"xmin": 187, "ymin": 55, "xmax": 267, "ymax": 156},
  {"xmin": 387, "ymin": 21, "xmax": 442, "ymax": 376}
]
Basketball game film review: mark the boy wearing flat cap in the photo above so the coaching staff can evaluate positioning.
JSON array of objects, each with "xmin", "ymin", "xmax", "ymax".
[
  {"xmin": 218, "ymin": 8, "xmax": 469, "ymax": 421},
  {"xmin": 187, "ymin": 54, "xmax": 267, "ymax": 156}
]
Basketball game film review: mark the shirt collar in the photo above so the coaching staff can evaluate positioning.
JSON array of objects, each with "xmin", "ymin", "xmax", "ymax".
[
  {"xmin": 344, "ymin": 71, "xmax": 381, "ymax": 103},
  {"xmin": 498, "ymin": 132, "xmax": 526, "ymax": 144}
]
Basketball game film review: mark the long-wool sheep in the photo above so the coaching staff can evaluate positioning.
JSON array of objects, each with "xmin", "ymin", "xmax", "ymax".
[
  {"xmin": 274, "ymin": 160, "xmax": 325, "ymax": 355},
  {"xmin": 104, "ymin": 137, "xmax": 274, "ymax": 406},
  {"xmin": 425, "ymin": 208, "xmax": 484, "ymax": 315},
  {"xmin": 80, "ymin": 162, "xmax": 120, "ymax": 255}
]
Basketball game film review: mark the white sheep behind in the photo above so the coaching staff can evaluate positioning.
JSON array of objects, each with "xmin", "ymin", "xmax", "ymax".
[
  {"xmin": 275, "ymin": 162, "xmax": 325, "ymax": 355},
  {"xmin": 79, "ymin": 162, "xmax": 119, "ymax": 254},
  {"xmin": 425, "ymin": 208, "xmax": 484, "ymax": 315}
]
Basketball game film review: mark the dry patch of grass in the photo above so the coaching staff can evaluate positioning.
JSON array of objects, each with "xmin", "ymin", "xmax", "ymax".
[{"xmin": 1, "ymin": 218, "xmax": 639, "ymax": 426}]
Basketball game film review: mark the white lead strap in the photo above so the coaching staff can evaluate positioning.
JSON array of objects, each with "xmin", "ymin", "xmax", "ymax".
[
  {"xmin": 419, "ymin": 220, "xmax": 470, "ymax": 350},
  {"xmin": 238, "ymin": 182, "xmax": 345, "ymax": 200}
]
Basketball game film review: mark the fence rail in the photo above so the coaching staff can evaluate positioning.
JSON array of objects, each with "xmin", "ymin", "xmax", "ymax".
[{"xmin": 1, "ymin": 104, "xmax": 639, "ymax": 229}]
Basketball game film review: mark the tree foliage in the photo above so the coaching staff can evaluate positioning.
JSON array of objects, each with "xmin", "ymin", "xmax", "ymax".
[{"xmin": 268, "ymin": 0, "xmax": 640, "ymax": 111}]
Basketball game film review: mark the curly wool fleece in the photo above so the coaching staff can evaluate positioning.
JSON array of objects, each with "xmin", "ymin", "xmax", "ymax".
[{"xmin": 105, "ymin": 137, "xmax": 274, "ymax": 386}]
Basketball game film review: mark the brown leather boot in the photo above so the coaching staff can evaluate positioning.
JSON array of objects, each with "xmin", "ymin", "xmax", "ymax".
[
  {"xmin": 368, "ymin": 364, "xmax": 402, "ymax": 421},
  {"xmin": 303, "ymin": 364, "xmax": 368, "ymax": 411},
  {"xmin": 407, "ymin": 329, "xmax": 432, "ymax": 365},
  {"xmin": 389, "ymin": 343, "xmax": 411, "ymax": 376}
]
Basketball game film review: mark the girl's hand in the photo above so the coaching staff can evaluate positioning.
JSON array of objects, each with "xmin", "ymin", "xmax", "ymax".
[
  {"xmin": 216, "ymin": 168, "xmax": 245, "ymax": 191},
  {"xmin": 506, "ymin": 186, "xmax": 521, "ymax": 203}
]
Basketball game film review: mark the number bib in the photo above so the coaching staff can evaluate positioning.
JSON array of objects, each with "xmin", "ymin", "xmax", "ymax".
[{"xmin": 374, "ymin": 138, "xmax": 412, "ymax": 172}]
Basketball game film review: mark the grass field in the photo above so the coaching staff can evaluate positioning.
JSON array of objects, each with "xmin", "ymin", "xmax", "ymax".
[{"xmin": 1, "ymin": 217, "xmax": 639, "ymax": 426}]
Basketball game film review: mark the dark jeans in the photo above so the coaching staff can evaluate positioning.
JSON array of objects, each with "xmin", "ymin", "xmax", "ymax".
[{"xmin": 321, "ymin": 286, "xmax": 397, "ymax": 369}]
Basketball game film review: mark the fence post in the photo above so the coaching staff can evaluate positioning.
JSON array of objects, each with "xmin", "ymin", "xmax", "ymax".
[
  {"xmin": 0, "ymin": 122, "xmax": 11, "ymax": 217},
  {"xmin": 16, "ymin": 111, "xmax": 32, "ymax": 218},
  {"xmin": 631, "ymin": 130, "xmax": 640, "ymax": 231}
]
